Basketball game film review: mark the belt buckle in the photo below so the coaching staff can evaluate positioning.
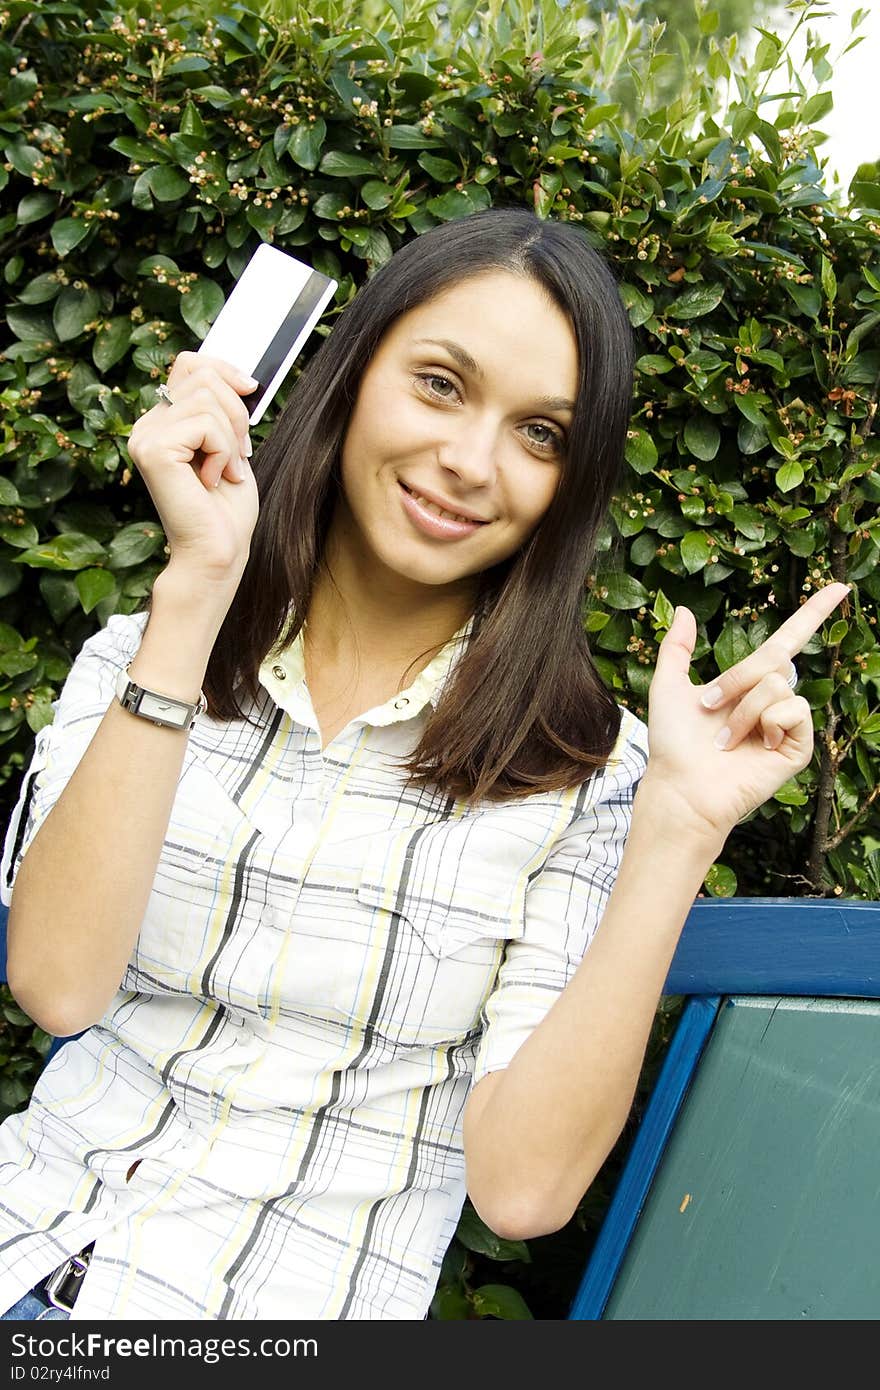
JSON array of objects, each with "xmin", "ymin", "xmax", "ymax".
[{"xmin": 44, "ymin": 1247, "xmax": 92, "ymax": 1312}]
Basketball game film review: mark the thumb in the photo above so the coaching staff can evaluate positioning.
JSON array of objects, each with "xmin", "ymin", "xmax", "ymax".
[{"xmin": 652, "ymin": 605, "xmax": 697, "ymax": 689}]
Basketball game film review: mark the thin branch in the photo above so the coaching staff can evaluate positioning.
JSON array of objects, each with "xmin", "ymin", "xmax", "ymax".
[{"xmin": 825, "ymin": 782, "xmax": 880, "ymax": 853}]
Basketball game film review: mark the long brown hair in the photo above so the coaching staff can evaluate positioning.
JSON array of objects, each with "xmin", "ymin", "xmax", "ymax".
[{"xmin": 198, "ymin": 208, "xmax": 634, "ymax": 804}]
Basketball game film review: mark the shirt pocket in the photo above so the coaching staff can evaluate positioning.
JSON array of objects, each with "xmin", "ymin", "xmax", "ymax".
[
  {"xmin": 126, "ymin": 755, "xmax": 270, "ymax": 1013},
  {"xmin": 350, "ymin": 816, "xmax": 532, "ymax": 1049}
]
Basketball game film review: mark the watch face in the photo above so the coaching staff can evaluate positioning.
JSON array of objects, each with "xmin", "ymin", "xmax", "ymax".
[{"xmin": 137, "ymin": 689, "xmax": 190, "ymax": 727}]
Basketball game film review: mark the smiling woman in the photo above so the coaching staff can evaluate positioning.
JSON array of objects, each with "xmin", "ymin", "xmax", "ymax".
[
  {"xmin": 0, "ymin": 207, "xmax": 848, "ymax": 1321},
  {"xmin": 214, "ymin": 208, "xmax": 636, "ymax": 802}
]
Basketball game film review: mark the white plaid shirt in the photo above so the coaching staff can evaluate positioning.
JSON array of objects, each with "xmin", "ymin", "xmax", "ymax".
[{"xmin": 0, "ymin": 609, "xmax": 648, "ymax": 1320}]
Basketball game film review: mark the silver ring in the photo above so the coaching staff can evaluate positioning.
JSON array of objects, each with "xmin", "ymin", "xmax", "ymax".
[
  {"xmin": 155, "ymin": 382, "xmax": 174, "ymax": 407},
  {"xmin": 786, "ymin": 662, "xmax": 798, "ymax": 689}
]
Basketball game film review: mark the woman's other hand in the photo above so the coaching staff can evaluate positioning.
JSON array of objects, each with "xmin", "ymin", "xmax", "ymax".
[
  {"xmin": 642, "ymin": 582, "xmax": 851, "ymax": 844},
  {"xmin": 126, "ymin": 351, "xmax": 260, "ymax": 591}
]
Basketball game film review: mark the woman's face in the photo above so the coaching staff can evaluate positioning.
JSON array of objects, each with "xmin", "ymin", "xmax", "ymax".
[{"xmin": 335, "ymin": 269, "xmax": 579, "ymax": 597}]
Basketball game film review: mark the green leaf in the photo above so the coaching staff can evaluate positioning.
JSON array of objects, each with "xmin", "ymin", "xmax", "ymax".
[
  {"xmin": 387, "ymin": 124, "xmax": 443, "ymax": 148},
  {"xmin": 584, "ymin": 609, "xmax": 610, "ymax": 632},
  {"xmin": 53, "ymin": 288, "xmax": 102, "ymax": 343},
  {"xmin": 653, "ymin": 589, "xmax": 675, "ymax": 629},
  {"xmin": 684, "ymin": 415, "xmax": 720, "ymax": 462},
  {"xmin": 426, "ymin": 188, "xmax": 476, "ymax": 220},
  {"xmin": 729, "ymin": 505, "xmax": 765, "ymax": 541},
  {"xmin": 776, "ymin": 461, "xmax": 805, "ymax": 492},
  {"xmin": 773, "ymin": 777, "xmax": 809, "ymax": 806},
  {"xmin": 288, "ymin": 118, "xmax": 326, "ymax": 170},
  {"xmin": 619, "ymin": 283, "xmax": 654, "ymax": 328},
  {"xmin": 798, "ymin": 678, "xmax": 833, "ymax": 705},
  {"xmin": 600, "ymin": 572, "xmax": 651, "ymax": 610},
  {"xmin": 0, "ymin": 647, "xmax": 38, "ymax": 678},
  {"xmin": 850, "ymin": 180, "xmax": 880, "ymax": 212},
  {"xmin": 75, "ymin": 567, "xmax": 116, "ymax": 614},
  {"xmin": 148, "ymin": 165, "xmax": 191, "ymax": 202},
  {"xmin": 635, "ymin": 353, "xmax": 675, "ymax": 375},
  {"xmin": 181, "ymin": 102, "xmax": 208, "ymax": 138},
  {"xmin": 26, "ymin": 698, "xmax": 56, "ymax": 734},
  {"xmin": 93, "ymin": 317, "xmax": 132, "ymax": 373},
  {"xmin": 50, "ymin": 217, "xmax": 91, "ymax": 256},
  {"xmin": 802, "ymin": 91, "xmax": 833, "ymax": 125},
  {"xmin": 454, "ymin": 1207, "xmax": 530, "ymax": 1262},
  {"xmin": 418, "ymin": 153, "xmax": 459, "ymax": 182},
  {"xmin": 680, "ymin": 530, "xmax": 711, "ymax": 574},
  {"xmin": 6, "ymin": 305, "xmax": 54, "ymax": 343},
  {"xmin": 820, "ymin": 255, "xmax": 837, "ymax": 305},
  {"xmin": 714, "ymin": 619, "xmax": 750, "ymax": 671},
  {"xmin": 666, "ymin": 284, "xmax": 724, "ymax": 320},
  {"xmin": 360, "ymin": 179, "xmax": 393, "ymax": 210},
  {"xmin": 15, "ymin": 533, "xmax": 107, "ymax": 572},
  {"xmin": 630, "ymin": 534, "xmax": 657, "ymax": 567},
  {"xmin": 783, "ymin": 280, "xmax": 821, "ymax": 318},
  {"xmin": 180, "ymin": 277, "xmax": 225, "ymax": 340},
  {"xmin": 0, "ymin": 521, "xmax": 40, "ymax": 550},
  {"xmin": 108, "ymin": 523, "xmax": 165, "ymax": 569},
  {"xmin": 16, "ymin": 273, "xmax": 62, "ymax": 306},
  {"xmin": 704, "ymin": 862, "xmax": 737, "ymax": 897},
  {"xmin": 312, "ymin": 192, "xmax": 347, "ymax": 220},
  {"xmin": 430, "ymin": 1285, "xmax": 472, "ymax": 1320},
  {"xmin": 472, "ymin": 1284, "xmax": 533, "ymax": 1320},
  {"xmin": 754, "ymin": 33, "xmax": 781, "ymax": 70},
  {"xmin": 624, "ymin": 428, "xmax": 658, "ymax": 474},
  {"xmin": 319, "ymin": 149, "xmax": 377, "ymax": 177}
]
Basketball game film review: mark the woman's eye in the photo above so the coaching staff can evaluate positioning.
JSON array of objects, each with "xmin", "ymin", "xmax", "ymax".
[
  {"xmin": 416, "ymin": 373, "xmax": 458, "ymax": 399},
  {"xmin": 524, "ymin": 422, "xmax": 563, "ymax": 452}
]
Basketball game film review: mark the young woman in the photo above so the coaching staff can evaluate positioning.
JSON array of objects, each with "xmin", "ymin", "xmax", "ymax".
[{"xmin": 0, "ymin": 207, "xmax": 847, "ymax": 1320}]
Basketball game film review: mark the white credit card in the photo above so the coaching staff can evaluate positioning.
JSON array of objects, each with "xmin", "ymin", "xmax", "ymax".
[{"xmin": 198, "ymin": 243, "xmax": 337, "ymax": 426}]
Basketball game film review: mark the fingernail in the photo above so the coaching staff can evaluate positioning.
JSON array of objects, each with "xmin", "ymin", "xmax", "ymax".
[
  {"xmin": 244, "ymin": 434, "xmax": 253, "ymax": 457},
  {"xmin": 701, "ymin": 685, "xmax": 723, "ymax": 709},
  {"xmin": 713, "ymin": 726, "xmax": 731, "ymax": 750},
  {"xmin": 234, "ymin": 458, "xmax": 246, "ymax": 481},
  {"xmin": 763, "ymin": 734, "xmax": 775, "ymax": 750},
  {"xmin": 240, "ymin": 375, "xmax": 259, "ymax": 391}
]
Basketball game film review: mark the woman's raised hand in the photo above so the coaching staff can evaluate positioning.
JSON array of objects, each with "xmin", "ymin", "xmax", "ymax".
[
  {"xmin": 126, "ymin": 351, "xmax": 261, "ymax": 591},
  {"xmin": 644, "ymin": 582, "xmax": 851, "ymax": 844}
]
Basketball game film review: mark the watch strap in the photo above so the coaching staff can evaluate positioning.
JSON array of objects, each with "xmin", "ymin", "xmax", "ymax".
[{"xmin": 115, "ymin": 663, "xmax": 207, "ymax": 731}]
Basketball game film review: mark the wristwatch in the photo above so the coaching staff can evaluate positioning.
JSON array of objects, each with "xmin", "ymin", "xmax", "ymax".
[{"xmin": 115, "ymin": 663, "xmax": 207, "ymax": 731}]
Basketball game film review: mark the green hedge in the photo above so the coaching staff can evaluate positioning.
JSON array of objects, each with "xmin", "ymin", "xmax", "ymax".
[{"xmin": 0, "ymin": 0, "xmax": 878, "ymax": 1317}]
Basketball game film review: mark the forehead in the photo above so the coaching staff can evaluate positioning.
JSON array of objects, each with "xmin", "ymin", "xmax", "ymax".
[{"xmin": 382, "ymin": 270, "xmax": 579, "ymax": 396}]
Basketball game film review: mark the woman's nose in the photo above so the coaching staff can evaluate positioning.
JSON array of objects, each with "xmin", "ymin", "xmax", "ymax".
[{"xmin": 437, "ymin": 418, "xmax": 500, "ymax": 487}]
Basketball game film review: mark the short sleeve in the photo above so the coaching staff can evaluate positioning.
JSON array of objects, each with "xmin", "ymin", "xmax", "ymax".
[
  {"xmin": 0, "ymin": 611, "xmax": 150, "ymax": 907},
  {"xmin": 471, "ymin": 709, "xmax": 649, "ymax": 1085}
]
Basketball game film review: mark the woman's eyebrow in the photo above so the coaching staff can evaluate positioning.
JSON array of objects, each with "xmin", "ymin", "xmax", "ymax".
[
  {"xmin": 413, "ymin": 337, "xmax": 483, "ymax": 378},
  {"xmin": 412, "ymin": 337, "xmax": 575, "ymax": 413}
]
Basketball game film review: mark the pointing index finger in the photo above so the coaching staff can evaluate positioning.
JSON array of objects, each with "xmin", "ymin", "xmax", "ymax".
[
  {"xmin": 763, "ymin": 582, "xmax": 851, "ymax": 658},
  {"xmin": 700, "ymin": 582, "xmax": 850, "ymax": 709}
]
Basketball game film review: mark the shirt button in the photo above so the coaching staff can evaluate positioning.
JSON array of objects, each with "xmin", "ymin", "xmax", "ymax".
[
  {"xmin": 394, "ymin": 697, "xmax": 410, "ymax": 710},
  {"xmin": 272, "ymin": 665, "xmax": 286, "ymax": 680}
]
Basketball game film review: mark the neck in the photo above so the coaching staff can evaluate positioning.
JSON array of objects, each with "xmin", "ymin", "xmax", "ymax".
[{"xmin": 304, "ymin": 510, "xmax": 477, "ymax": 676}]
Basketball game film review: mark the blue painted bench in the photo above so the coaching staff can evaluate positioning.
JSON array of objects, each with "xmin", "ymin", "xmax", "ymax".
[{"xmin": 570, "ymin": 895, "xmax": 880, "ymax": 1319}]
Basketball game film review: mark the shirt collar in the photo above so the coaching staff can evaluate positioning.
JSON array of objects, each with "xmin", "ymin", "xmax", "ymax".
[{"xmin": 258, "ymin": 610, "xmax": 476, "ymax": 729}]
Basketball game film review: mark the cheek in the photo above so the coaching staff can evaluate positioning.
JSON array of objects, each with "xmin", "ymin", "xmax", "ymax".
[
  {"xmin": 506, "ymin": 462, "xmax": 560, "ymax": 533},
  {"xmin": 343, "ymin": 387, "xmax": 426, "ymax": 476}
]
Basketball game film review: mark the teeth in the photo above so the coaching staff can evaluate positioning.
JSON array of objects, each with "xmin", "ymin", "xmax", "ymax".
[{"xmin": 405, "ymin": 486, "xmax": 479, "ymax": 525}]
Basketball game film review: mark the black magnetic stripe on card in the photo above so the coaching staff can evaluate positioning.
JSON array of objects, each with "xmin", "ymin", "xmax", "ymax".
[{"xmin": 245, "ymin": 269, "xmax": 333, "ymax": 417}]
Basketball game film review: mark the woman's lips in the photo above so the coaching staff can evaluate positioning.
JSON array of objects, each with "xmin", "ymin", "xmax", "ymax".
[{"xmin": 398, "ymin": 481, "xmax": 488, "ymax": 540}]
